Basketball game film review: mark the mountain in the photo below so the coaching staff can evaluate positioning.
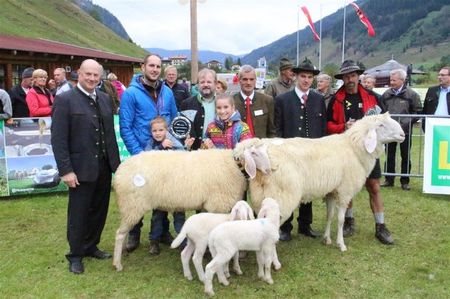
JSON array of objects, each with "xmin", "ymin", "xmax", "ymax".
[
  {"xmin": 73, "ymin": 0, "xmax": 132, "ymax": 42},
  {"xmin": 0, "ymin": 0, "xmax": 147, "ymax": 58},
  {"xmin": 242, "ymin": 0, "xmax": 450, "ymax": 71},
  {"xmin": 146, "ymin": 48, "xmax": 242, "ymax": 64}
]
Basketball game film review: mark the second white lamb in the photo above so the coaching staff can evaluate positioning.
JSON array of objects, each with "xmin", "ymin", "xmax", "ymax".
[{"xmin": 204, "ymin": 198, "xmax": 281, "ymax": 297}]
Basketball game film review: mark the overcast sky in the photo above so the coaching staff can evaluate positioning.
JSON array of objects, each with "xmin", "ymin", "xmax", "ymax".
[{"xmin": 93, "ymin": 0, "xmax": 347, "ymax": 55}]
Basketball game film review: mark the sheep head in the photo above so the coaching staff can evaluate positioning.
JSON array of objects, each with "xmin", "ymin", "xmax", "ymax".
[
  {"xmin": 233, "ymin": 138, "xmax": 271, "ymax": 179},
  {"xmin": 230, "ymin": 200, "xmax": 255, "ymax": 220},
  {"xmin": 349, "ymin": 112, "xmax": 405, "ymax": 154}
]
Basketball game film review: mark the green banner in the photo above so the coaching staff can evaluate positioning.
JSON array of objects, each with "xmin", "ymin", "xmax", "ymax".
[{"xmin": 431, "ymin": 125, "xmax": 450, "ymax": 186}]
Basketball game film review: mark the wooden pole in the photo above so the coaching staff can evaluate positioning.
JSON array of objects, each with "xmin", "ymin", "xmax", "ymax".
[{"xmin": 190, "ymin": 0, "xmax": 198, "ymax": 85}]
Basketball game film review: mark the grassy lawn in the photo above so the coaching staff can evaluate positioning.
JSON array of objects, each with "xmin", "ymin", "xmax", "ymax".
[{"xmin": 0, "ymin": 178, "xmax": 448, "ymax": 298}]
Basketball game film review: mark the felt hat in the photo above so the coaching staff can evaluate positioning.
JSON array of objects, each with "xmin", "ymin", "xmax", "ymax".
[
  {"xmin": 292, "ymin": 59, "xmax": 320, "ymax": 75},
  {"xmin": 279, "ymin": 58, "xmax": 294, "ymax": 71},
  {"xmin": 335, "ymin": 60, "xmax": 365, "ymax": 79}
]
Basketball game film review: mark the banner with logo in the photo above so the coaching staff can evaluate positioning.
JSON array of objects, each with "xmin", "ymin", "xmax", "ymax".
[
  {"xmin": 423, "ymin": 118, "xmax": 450, "ymax": 194},
  {"xmin": 0, "ymin": 116, "xmax": 130, "ymax": 198}
]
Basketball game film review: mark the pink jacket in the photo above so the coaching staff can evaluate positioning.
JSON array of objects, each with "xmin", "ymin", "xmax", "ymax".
[{"xmin": 26, "ymin": 86, "xmax": 54, "ymax": 117}]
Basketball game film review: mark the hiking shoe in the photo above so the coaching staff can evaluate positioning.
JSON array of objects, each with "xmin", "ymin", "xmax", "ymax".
[
  {"xmin": 375, "ymin": 223, "xmax": 394, "ymax": 245},
  {"xmin": 343, "ymin": 217, "xmax": 355, "ymax": 237},
  {"xmin": 160, "ymin": 233, "xmax": 174, "ymax": 245},
  {"xmin": 149, "ymin": 240, "xmax": 160, "ymax": 255},
  {"xmin": 126, "ymin": 234, "xmax": 140, "ymax": 252}
]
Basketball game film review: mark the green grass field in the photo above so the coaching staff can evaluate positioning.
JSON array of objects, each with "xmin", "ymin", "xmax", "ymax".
[{"xmin": 0, "ymin": 178, "xmax": 448, "ymax": 298}]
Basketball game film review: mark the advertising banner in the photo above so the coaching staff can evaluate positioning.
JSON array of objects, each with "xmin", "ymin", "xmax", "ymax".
[
  {"xmin": 423, "ymin": 117, "xmax": 450, "ymax": 194},
  {"xmin": 0, "ymin": 116, "xmax": 130, "ymax": 198}
]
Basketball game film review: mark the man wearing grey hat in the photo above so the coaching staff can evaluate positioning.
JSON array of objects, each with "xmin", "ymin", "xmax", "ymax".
[
  {"xmin": 8, "ymin": 67, "xmax": 34, "ymax": 117},
  {"xmin": 275, "ymin": 59, "xmax": 326, "ymax": 241},
  {"xmin": 327, "ymin": 60, "xmax": 394, "ymax": 245},
  {"xmin": 265, "ymin": 57, "xmax": 296, "ymax": 98}
]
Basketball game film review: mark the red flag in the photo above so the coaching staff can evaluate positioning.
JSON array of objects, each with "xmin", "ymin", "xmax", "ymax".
[
  {"xmin": 301, "ymin": 6, "xmax": 320, "ymax": 41},
  {"xmin": 350, "ymin": 2, "xmax": 376, "ymax": 37}
]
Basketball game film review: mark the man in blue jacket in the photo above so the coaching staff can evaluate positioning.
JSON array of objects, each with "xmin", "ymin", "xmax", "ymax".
[{"xmin": 119, "ymin": 54, "xmax": 178, "ymax": 254}]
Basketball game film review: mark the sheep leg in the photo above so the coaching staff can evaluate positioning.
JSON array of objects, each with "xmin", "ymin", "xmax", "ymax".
[
  {"xmin": 272, "ymin": 248, "xmax": 281, "ymax": 271},
  {"xmin": 336, "ymin": 205, "xmax": 347, "ymax": 252},
  {"xmin": 232, "ymin": 251, "xmax": 243, "ymax": 275},
  {"xmin": 192, "ymin": 241, "xmax": 208, "ymax": 282},
  {"xmin": 113, "ymin": 218, "xmax": 138, "ymax": 271},
  {"xmin": 204, "ymin": 259, "xmax": 217, "ymax": 297},
  {"xmin": 256, "ymin": 251, "xmax": 265, "ymax": 279},
  {"xmin": 181, "ymin": 239, "xmax": 195, "ymax": 281},
  {"xmin": 263, "ymin": 249, "xmax": 274, "ymax": 285},
  {"xmin": 323, "ymin": 198, "xmax": 335, "ymax": 246}
]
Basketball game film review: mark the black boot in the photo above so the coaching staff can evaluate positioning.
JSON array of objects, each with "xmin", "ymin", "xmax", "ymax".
[
  {"xmin": 375, "ymin": 223, "xmax": 394, "ymax": 245},
  {"xmin": 343, "ymin": 217, "xmax": 355, "ymax": 237},
  {"xmin": 149, "ymin": 240, "xmax": 160, "ymax": 255},
  {"xmin": 126, "ymin": 234, "xmax": 140, "ymax": 252}
]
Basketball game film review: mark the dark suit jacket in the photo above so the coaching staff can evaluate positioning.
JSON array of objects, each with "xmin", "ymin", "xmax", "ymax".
[
  {"xmin": 233, "ymin": 92, "xmax": 276, "ymax": 138},
  {"xmin": 423, "ymin": 85, "xmax": 450, "ymax": 115},
  {"xmin": 51, "ymin": 87, "xmax": 120, "ymax": 182},
  {"xmin": 8, "ymin": 84, "xmax": 30, "ymax": 117},
  {"xmin": 275, "ymin": 89, "xmax": 327, "ymax": 138}
]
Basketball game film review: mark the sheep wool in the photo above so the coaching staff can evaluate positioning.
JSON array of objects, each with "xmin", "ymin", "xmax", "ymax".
[
  {"xmin": 113, "ymin": 149, "xmax": 248, "ymax": 271},
  {"xmin": 234, "ymin": 113, "xmax": 405, "ymax": 251}
]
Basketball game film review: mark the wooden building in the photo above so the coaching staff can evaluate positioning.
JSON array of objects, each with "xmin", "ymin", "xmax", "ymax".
[{"xmin": 0, "ymin": 34, "xmax": 143, "ymax": 90}]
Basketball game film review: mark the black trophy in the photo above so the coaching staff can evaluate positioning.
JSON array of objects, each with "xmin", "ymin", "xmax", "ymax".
[{"xmin": 169, "ymin": 110, "xmax": 197, "ymax": 139}]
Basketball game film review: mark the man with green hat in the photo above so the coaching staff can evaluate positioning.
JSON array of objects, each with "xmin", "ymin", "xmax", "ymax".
[
  {"xmin": 275, "ymin": 59, "xmax": 326, "ymax": 241},
  {"xmin": 265, "ymin": 57, "xmax": 295, "ymax": 98}
]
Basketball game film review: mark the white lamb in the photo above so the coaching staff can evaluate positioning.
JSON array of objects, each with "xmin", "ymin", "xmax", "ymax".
[
  {"xmin": 204, "ymin": 198, "xmax": 281, "ymax": 297},
  {"xmin": 170, "ymin": 200, "xmax": 255, "ymax": 282},
  {"xmin": 113, "ymin": 147, "xmax": 271, "ymax": 271},
  {"xmin": 233, "ymin": 113, "xmax": 405, "ymax": 252}
]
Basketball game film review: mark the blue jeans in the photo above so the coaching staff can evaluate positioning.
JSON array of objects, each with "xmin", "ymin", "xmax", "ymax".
[{"xmin": 149, "ymin": 210, "xmax": 185, "ymax": 241}]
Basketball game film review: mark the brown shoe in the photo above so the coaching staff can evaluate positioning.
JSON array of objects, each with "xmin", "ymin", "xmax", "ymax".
[{"xmin": 149, "ymin": 240, "xmax": 160, "ymax": 255}]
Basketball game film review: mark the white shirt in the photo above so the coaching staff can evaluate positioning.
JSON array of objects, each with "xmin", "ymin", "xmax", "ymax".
[
  {"xmin": 240, "ymin": 91, "xmax": 255, "ymax": 103},
  {"xmin": 77, "ymin": 83, "xmax": 96, "ymax": 100},
  {"xmin": 294, "ymin": 87, "xmax": 309, "ymax": 104}
]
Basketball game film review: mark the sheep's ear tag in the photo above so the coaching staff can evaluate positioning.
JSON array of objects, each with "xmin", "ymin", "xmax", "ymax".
[
  {"xmin": 364, "ymin": 129, "xmax": 377, "ymax": 153},
  {"xmin": 133, "ymin": 174, "xmax": 146, "ymax": 187}
]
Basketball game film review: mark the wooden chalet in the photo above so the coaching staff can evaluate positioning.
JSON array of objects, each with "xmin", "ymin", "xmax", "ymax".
[{"xmin": 0, "ymin": 34, "xmax": 143, "ymax": 90}]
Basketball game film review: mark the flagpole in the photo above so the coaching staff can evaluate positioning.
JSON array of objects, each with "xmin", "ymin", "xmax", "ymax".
[
  {"xmin": 341, "ymin": 2, "xmax": 346, "ymax": 63},
  {"xmin": 296, "ymin": 4, "xmax": 300, "ymax": 65},
  {"xmin": 319, "ymin": 4, "xmax": 322, "ymax": 70}
]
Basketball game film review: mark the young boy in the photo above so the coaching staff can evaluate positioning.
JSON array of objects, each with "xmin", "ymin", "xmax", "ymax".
[{"xmin": 146, "ymin": 116, "xmax": 194, "ymax": 254}]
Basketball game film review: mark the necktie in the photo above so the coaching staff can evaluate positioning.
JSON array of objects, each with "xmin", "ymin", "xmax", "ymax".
[
  {"xmin": 245, "ymin": 97, "xmax": 255, "ymax": 136},
  {"xmin": 89, "ymin": 93, "xmax": 96, "ymax": 102},
  {"xmin": 302, "ymin": 94, "xmax": 308, "ymax": 106}
]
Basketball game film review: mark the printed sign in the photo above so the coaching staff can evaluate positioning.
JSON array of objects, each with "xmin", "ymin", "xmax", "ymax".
[{"xmin": 423, "ymin": 118, "xmax": 450, "ymax": 194}]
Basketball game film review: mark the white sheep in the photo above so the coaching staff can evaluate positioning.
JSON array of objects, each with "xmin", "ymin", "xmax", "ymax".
[
  {"xmin": 170, "ymin": 200, "xmax": 255, "ymax": 282},
  {"xmin": 112, "ymin": 148, "xmax": 271, "ymax": 271},
  {"xmin": 233, "ymin": 113, "xmax": 405, "ymax": 252},
  {"xmin": 204, "ymin": 198, "xmax": 281, "ymax": 297}
]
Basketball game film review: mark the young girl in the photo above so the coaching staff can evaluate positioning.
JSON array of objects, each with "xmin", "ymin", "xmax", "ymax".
[{"xmin": 203, "ymin": 93, "xmax": 253, "ymax": 149}]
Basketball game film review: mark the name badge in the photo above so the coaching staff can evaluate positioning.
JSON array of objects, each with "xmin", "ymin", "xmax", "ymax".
[{"xmin": 254, "ymin": 110, "xmax": 264, "ymax": 116}]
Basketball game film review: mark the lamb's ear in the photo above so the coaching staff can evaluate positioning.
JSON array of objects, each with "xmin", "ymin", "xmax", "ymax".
[
  {"xmin": 364, "ymin": 128, "xmax": 377, "ymax": 153},
  {"xmin": 244, "ymin": 148, "xmax": 257, "ymax": 179},
  {"xmin": 230, "ymin": 205, "xmax": 239, "ymax": 220},
  {"xmin": 257, "ymin": 206, "xmax": 267, "ymax": 219},
  {"xmin": 247, "ymin": 206, "xmax": 255, "ymax": 220}
]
